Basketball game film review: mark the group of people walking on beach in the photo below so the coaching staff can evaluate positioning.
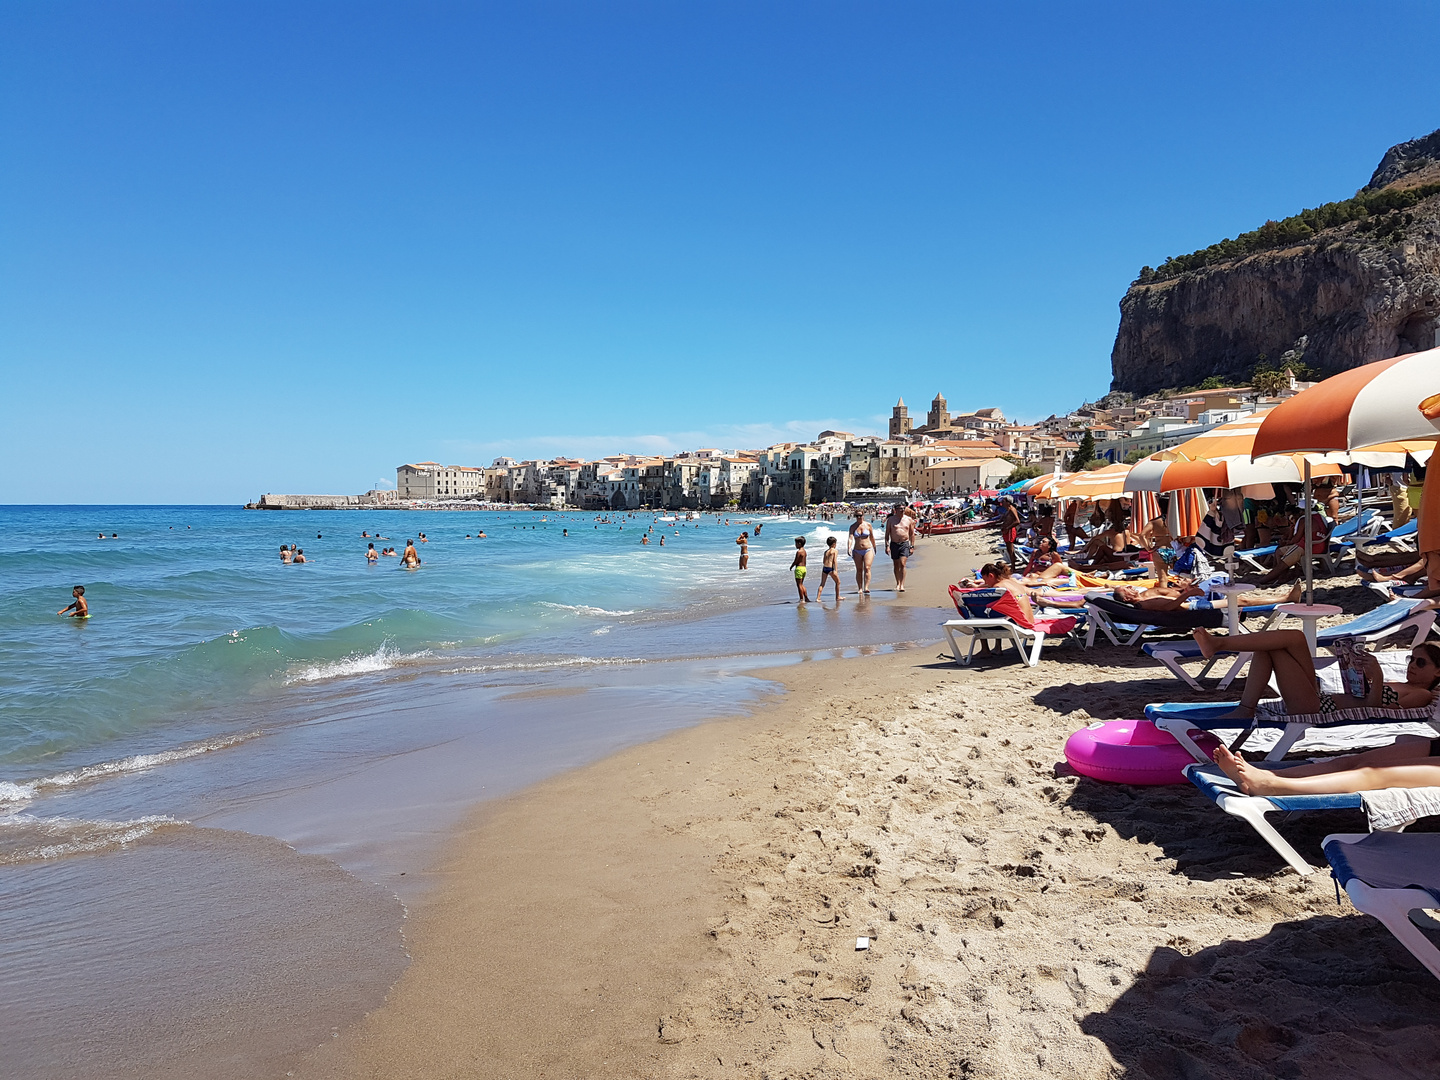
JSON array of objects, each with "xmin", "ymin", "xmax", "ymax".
[{"xmin": 784, "ymin": 503, "xmax": 918, "ymax": 603}]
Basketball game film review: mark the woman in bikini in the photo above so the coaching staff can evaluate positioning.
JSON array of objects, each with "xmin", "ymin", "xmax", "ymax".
[
  {"xmin": 848, "ymin": 510, "xmax": 877, "ymax": 595},
  {"xmin": 1020, "ymin": 537, "xmax": 1070, "ymax": 583},
  {"xmin": 1192, "ymin": 627, "xmax": 1439, "ymax": 721},
  {"xmin": 1206, "ymin": 639, "xmax": 1440, "ymax": 797}
]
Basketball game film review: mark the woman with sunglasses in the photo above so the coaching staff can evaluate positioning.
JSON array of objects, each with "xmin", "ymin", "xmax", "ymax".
[
  {"xmin": 1188, "ymin": 631, "xmax": 1440, "ymax": 797},
  {"xmin": 1192, "ymin": 628, "xmax": 1440, "ymax": 722}
]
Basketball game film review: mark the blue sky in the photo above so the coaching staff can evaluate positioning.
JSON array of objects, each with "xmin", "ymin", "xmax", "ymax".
[{"xmin": 3, "ymin": 2, "xmax": 1438, "ymax": 503}]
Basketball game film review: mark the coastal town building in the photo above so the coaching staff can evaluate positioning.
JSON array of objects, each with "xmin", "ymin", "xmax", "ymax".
[{"xmin": 381, "ymin": 377, "xmax": 1324, "ymax": 512}]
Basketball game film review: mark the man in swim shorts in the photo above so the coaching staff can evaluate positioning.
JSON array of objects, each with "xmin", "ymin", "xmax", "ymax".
[
  {"xmin": 790, "ymin": 536, "xmax": 810, "ymax": 603},
  {"xmin": 366, "ymin": 543, "xmax": 378, "ymax": 562},
  {"xmin": 886, "ymin": 501, "xmax": 915, "ymax": 593},
  {"xmin": 57, "ymin": 585, "xmax": 88, "ymax": 618}
]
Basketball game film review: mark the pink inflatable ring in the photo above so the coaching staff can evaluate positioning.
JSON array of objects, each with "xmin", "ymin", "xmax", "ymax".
[{"xmin": 1064, "ymin": 720, "xmax": 1220, "ymax": 786}]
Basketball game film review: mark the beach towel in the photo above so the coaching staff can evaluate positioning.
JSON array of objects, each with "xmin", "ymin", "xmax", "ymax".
[
  {"xmin": 982, "ymin": 589, "xmax": 1078, "ymax": 636},
  {"xmin": 1359, "ymin": 787, "xmax": 1440, "ymax": 831}
]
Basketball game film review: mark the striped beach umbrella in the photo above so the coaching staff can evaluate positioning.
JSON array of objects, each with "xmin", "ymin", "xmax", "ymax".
[
  {"xmin": 1052, "ymin": 462, "xmax": 1131, "ymax": 500},
  {"xmin": 1254, "ymin": 348, "xmax": 1440, "ymax": 558}
]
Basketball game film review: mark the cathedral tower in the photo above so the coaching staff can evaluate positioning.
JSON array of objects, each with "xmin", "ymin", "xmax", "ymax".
[{"xmin": 888, "ymin": 398, "xmax": 913, "ymax": 440}]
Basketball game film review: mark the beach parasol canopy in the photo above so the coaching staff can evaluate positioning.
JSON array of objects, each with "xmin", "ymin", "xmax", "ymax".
[
  {"xmin": 1052, "ymin": 462, "xmax": 1131, "ymax": 500},
  {"xmin": 1253, "ymin": 348, "xmax": 1440, "ymax": 555},
  {"xmin": 1021, "ymin": 472, "xmax": 1070, "ymax": 498},
  {"xmin": 1123, "ymin": 412, "xmax": 1336, "ymax": 491},
  {"xmin": 1252, "ymin": 348, "xmax": 1440, "ymax": 456}
]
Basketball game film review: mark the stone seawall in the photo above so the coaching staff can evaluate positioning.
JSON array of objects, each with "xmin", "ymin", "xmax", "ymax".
[{"xmin": 252, "ymin": 493, "xmax": 397, "ymax": 509}]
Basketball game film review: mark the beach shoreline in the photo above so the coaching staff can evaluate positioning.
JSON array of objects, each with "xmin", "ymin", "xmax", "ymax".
[{"xmin": 295, "ymin": 531, "xmax": 1440, "ymax": 1079}]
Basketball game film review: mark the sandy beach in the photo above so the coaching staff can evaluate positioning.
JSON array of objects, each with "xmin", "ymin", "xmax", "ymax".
[{"xmin": 296, "ymin": 534, "xmax": 1440, "ymax": 1080}]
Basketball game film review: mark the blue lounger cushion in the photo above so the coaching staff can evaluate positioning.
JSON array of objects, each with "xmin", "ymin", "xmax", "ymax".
[
  {"xmin": 1325, "ymin": 832, "xmax": 1440, "ymax": 902},
  {"xmin": 1186, "ymin": 763, "xmax": 1364, "ymax": 812},
  {"xmin": 1315, "ymin": 598, "xmax": 1420, "ymax": 644}
]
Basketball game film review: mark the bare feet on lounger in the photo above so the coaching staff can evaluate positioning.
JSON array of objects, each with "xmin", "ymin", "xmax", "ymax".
[
  {"xmin": 1192, "ymin": 627, "xmax": 1223, "ymax": 660},
  {"xmin": 1213, "ymin": 745, "xmax": 1278, "ymax": 795},
  {"xmin": 1285, "ymin": 581, "xmax": 1303, "ymax": 604}
]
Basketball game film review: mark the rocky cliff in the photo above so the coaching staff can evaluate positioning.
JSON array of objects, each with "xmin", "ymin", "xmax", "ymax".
[{"xmin": 1110, "ymin": 130, "xmax": 1440, "ymax": 394}]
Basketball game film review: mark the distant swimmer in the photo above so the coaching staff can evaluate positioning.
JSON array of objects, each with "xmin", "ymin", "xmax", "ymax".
[
  {"xmin": 58, "ymin": 585, "xmax": 89, "ymax": 618},
  {"xmin": 641, "ymin": 535, "xmax": 649, "ymax": 545},
  {"xmin": 281, "ymin": 545, "xmax": 292, "ymax": 564},
  {"xmin": 418, "ymin": 533, "xmax": 429, "ymax": 543},
  {"xmin": 98, "ymin": 533, "xmax": 105, "ymax": 539},
  {"xmin": 477, "ymin": 531, "xmax": 487, "ymax": 538},
  {"xmin": 293, "ymin": 548, "xmax": 307, "ymax": 564},
  {"xmin": 402, "ymin": 540, "xmax": 421, "ymax": 567},
  {"xmin": 316, "ymin": 533, "xmax": 322, "ymax": 539},
  {"xmin": 754, "ymin": 523, "xmax": 762, "ymax": 536},
  {"xmin": 659, "ymin": 535, "xmax": 665, "ymax": 546},
  {"xmin": 362, "ymin": 531, "xmax": 370, "ymax": 538},
  {"xmin": 563, "ymin": 529, "xmax": 568, "ymax": 537},
  {"xmin": 367, "ymin": 543, "xmax": 378, "ymax": 562}
]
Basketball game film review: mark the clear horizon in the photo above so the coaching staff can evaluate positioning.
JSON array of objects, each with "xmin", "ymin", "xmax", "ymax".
[{"xmin": 4, "ymin": 1, "xmax": 1439, "ymax": 503}]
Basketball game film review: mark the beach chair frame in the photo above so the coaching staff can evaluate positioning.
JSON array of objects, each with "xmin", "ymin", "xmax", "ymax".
[
  {"xmin": 941, "ymin": 618, "xmax": 1046, "ymax": 667},
  {"xmin": 1323, "ymin": 832, "xmax": 1440, "ymax": 981},
  {"xmin": 1183, "ymin": 762, "xmax": 1392, "ymax": 876}
]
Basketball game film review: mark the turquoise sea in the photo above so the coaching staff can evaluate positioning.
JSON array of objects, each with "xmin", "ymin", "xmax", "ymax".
[{"xmin": 0, "ymin": 504, "xmax": 947, "ymax": 1080}]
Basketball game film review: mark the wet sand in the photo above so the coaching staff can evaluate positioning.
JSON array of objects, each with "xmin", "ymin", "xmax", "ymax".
[{"xmin": 297, "ymin": 533, "xmax": 1440, "ymax": 1080}]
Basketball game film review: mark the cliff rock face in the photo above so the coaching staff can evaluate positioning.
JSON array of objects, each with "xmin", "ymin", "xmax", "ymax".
[{"xmin": 1111, "ymin": 134, "xmax": 1440, "ymax": 395}]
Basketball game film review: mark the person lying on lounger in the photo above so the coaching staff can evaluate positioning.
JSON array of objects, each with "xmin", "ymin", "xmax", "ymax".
[
  {"xmin": 1357, "ymin": 548, "xmax": 1440, "ymax": 598},
  {"xmin": 1112, "ymin": 580, "xmax": 1301, "ymax": 613},
  {"xmin": 1192, "ymin": 628, "xmax": 1440, "ymax": 722}
]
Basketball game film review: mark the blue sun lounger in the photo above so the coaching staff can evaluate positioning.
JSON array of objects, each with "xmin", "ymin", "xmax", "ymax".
[
  {"xmin": 1183, "ymin": 762, "xmax": 1391, "ymax": 875},
  {"xmin": 1323, "ymin": 832, "xmax": 1440, "ymax": 981}
]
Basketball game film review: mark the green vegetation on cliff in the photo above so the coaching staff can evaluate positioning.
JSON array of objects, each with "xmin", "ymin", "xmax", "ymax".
[{"xmin": 1136, "ymin": 182, "xmax": 1440, "ymax": 284}]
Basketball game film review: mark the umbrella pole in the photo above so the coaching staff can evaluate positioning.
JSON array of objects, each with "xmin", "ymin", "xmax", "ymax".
[{"xmin": 1304, "ymin": 459, "xmax": 1314, "ymax": 606}]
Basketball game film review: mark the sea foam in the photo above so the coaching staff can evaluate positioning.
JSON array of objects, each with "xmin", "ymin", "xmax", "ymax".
[
  {"xmin": 285, "ymin": 641, "xmax": 429, "ymax": 684},
  {"xmin": 0, "ymin": 813, "xmax": 184, "ymax": 865},
  {"xmin": 538, "ymin": 602, "xmax": 637, "ymax": 617},
  {"xmin": 0, "ymin": 733, "xmax": 259, "ymax": 808}
]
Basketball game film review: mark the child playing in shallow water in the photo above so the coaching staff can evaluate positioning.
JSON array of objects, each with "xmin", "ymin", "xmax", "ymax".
[
  {"xmin": 790, "ymin": 537, "xmax": 810, "ymax": 603},
  {"xmin": 817, "ymin": 536, "xmax": 844, "ymax": 601},
  {"xmin": 57, "ymin": 585, "xmax": 88, "ymax": 618}
]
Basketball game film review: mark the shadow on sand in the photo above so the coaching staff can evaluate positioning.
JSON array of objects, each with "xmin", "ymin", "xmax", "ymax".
[{"xmin": 1081, "ymin": 912, "xmax": 1440, "ymax": 1079}]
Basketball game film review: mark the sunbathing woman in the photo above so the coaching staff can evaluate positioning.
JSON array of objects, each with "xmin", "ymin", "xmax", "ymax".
[
  {"xmin": 1193, "ymin": 627, "xmax": 1439, "ymax": 722},
  {"xmin": 1021, "ymin": 537, "xmax": 1070, "ymax": 582},
  {"xmin": 1210, "ymin": 641, "xmax": 1440, "ymax": 796},
  {"xmin": 977, "ymin": 562, "xmax": 1038, "ymax": 623}
]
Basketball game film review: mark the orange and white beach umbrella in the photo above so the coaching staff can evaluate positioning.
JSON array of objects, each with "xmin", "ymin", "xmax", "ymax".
[
  {"xmin": 1253, "ymin": 348, "xmax": 1440, "ymax": 552},
  {"xmin": 1022, "ymin": 472, "xmax": 1069, "ymax": 498},
  {"xmin": 1126, "ymin": 411, "xmax": 1349, "ymax": 493},
  {"xmin": 1052, "ymin": 462, "xmax": 1131, "ymax": 500},
  {"xmin": 1252, "ymin": 349, "xmax": 1440, "ymax": 456}
]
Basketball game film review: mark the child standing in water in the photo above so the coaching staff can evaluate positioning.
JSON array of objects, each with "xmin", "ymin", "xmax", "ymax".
[
  {"xmin": 790, "ymin": 537, "xmax": 810, "ymax": 603},
  {"xmin": 57, "ymin": 585, "xmax": 88, "ymax": 618},
  {"xmin": 817, "ymin": 536, "xmax": 844, "ymax": 601}
]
